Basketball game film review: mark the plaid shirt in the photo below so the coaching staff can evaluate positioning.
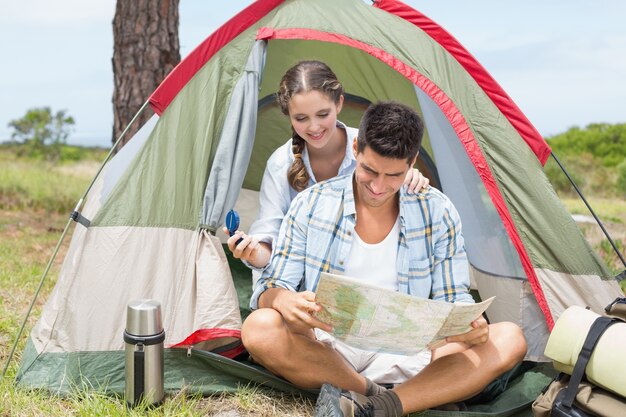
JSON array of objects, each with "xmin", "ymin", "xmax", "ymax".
[{"xmin": 250, "ymin": 174, "xmax": 473, "ymax": 309}]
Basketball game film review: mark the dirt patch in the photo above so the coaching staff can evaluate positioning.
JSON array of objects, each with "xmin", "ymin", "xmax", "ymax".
[
  {"xmin": 1, "ymin": 209, "xmax": 71, "ymax": 265},
  {"xmin": 1, "ymin": 209, "xmax": 66, "ymax": 230}
]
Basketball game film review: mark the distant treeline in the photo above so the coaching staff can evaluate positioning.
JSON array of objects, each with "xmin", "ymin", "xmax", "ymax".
[
  {"xmin": 0, "ymin": 142, "xmax": 108, "ymax": 163},
  {"xmin": 544, "ymin": 123, "xmax": 626, "ymax": 197},
  {"xmin": 3, "ymin": 121, "xmax": 625, "ymax": 197}
]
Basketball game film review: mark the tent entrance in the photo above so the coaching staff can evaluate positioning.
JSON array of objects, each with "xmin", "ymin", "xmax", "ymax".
[
  {"xmin": 244, "ymin": 38, "xmax": 434, "ymax": 191},
  {"xmin": 248, "ymin": 37, "xmax": 527, "ymax": 284},
  {"xmin": 255, "ymin": 89, "xmax": 442, "ymax": 191},
  {"xmin": 230, "ymin": 36, "xmax": 549, "ymax": 357}
]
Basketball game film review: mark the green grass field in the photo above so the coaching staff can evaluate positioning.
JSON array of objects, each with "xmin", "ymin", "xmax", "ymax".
[
  {"xmin": 559, "ymin": 197, "xmax": 626, "ymax": 276},
  {"xmin": 1, "ymin": 146, "xmax": 624, "ymax": 415}
]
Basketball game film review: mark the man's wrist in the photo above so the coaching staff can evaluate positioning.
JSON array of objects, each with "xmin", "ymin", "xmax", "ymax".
[{"xmin": 259, "ymin": 287, "xmax": 285, "ymax": 310}]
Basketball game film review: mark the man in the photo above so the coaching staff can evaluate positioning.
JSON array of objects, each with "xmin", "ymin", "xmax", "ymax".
[{"xmin": 242, "ymin": 101, "xmax": 527, "ymax": 417}]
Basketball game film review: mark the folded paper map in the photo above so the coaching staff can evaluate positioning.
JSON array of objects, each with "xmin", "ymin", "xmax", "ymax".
[{"xmin": 314, "ymin": 272, "xmax": 495, "ymax": 355}]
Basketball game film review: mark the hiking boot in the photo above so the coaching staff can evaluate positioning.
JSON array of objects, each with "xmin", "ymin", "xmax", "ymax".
[{"xmin": 314, "ymin": 383, "xmax": 375, "ymax": 417}]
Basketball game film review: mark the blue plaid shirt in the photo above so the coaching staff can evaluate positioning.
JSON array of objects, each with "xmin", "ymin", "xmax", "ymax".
[{"xmin": 250, "ymin": 174, "xmax": 473, "ymax": 309}]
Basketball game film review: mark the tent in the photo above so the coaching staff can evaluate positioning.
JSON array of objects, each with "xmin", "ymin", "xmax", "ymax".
[{"xmin": 15, "ymin": 0, "xmax": 623, "ymax": 413}]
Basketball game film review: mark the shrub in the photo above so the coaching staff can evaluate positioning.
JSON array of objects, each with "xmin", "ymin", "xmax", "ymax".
[
  {"xmin": 60, "ymin": 145, "xmax": 87, "ymax": 161},
  {"xmin": 544, "ymin": 154, "xmax": 586, "ymax": 196},
  {"xmin": 7, "ymin": 107, "xmax": 75, "ymax": 162},
  {"xmin": 617, "ymin": 158, "xmax": 626, "ymax": 198}
]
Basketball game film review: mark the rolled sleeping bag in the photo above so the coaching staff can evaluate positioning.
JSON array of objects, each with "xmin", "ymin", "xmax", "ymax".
[{"xmin": 544, "ymin": 305, "xmax": 626, "ymax": 398}]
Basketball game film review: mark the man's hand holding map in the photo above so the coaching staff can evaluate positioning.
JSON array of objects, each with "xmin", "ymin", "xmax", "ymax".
[{"xmin": 314, "ymin": 272, "xmax": 495, "ymax": 355}]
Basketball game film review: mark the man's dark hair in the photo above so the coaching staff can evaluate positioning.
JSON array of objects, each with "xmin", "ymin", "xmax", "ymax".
[{"xmin": 357, "ymin": 101, "xmax": 424, "ymax": 164}]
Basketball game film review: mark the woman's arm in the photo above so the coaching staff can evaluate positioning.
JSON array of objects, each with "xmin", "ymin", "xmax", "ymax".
[{"xmin": 226, "ymin": 146, "xmax": 293, "ymax": 269}]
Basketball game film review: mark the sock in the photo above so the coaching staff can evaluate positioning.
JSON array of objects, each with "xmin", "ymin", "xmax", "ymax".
[
  {"xmin": 368, "ymin": 390, "xmax": 403, "ymax": 417},
  {"xmin": 365, "ymin": 378, "xmax": 388, "ymax": 396}
]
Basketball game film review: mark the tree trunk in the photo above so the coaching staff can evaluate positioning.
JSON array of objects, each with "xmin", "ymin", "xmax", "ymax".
[{"xmin": 112, "ymin": 0, "xmax": 180, "ymax": 147}]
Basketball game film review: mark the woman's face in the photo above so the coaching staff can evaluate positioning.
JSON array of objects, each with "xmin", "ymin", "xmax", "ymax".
[{"xmin": 287, "ymin": 90, "xmax": 344, "ymax": 151}]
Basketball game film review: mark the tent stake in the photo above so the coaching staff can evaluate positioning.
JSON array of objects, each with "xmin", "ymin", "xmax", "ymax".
[
  {"xmin": 551, "ymin": 152, "xmax": 626, "ymax": 271},
  {"xmin": 1, "ymin": 101, "xmax": 151, "ymax": 378}
]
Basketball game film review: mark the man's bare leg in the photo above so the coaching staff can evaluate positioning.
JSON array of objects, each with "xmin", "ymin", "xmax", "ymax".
[
  {"xmin": 241, "ymin": 308, "xmax": 368, "ymax": 393},
  {"xmin": 393, "ymin": 322, "xmax": 527, "ymax": 413}
]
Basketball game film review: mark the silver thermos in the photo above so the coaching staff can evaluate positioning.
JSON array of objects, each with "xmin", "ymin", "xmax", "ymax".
[{"xmin": 124, "ymin": 299, "xmax": 165, "ymax": 406}]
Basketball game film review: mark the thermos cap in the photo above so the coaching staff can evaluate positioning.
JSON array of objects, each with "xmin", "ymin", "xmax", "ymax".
[{"xmin": 125, "ymin": 299, "xmax": 163, "ymax": 336}]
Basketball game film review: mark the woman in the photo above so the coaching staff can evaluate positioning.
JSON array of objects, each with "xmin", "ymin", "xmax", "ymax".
[{"xmin": 224, "ymin": 60, "xmax": 429, "ymax": 269}]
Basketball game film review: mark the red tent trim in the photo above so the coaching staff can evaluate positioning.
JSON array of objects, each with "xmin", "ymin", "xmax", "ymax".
[
  {"xmin": 374, "ymin": 0, "xmax": 552, "ymax": 166},
  {"xmin": 148, "ymin": 0, "xmax": 284, "ymax": 115},
  {"xmin": 148, "ymin": 0, "xmax": 550, "ymax": 166},
  {"xmin": 170, "ymin": 328, "xmax": 244, "ymax": 359},
  {"xmin": 257, "ymin": 26, "xmax": 554, "ymax": 329}
]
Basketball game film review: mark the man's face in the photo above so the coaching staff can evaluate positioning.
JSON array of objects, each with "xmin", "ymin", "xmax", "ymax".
[{"xmin": 352, "ymin": 141, "xmax": 414, "ymax": 208}]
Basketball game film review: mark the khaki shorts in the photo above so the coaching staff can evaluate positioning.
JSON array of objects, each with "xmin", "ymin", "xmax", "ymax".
[{"xmin": 315, "ymin": 329, "xmax": 432, "ymax": 385}]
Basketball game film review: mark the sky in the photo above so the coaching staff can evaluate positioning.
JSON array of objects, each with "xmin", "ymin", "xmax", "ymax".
[{"xmin": 1, "ymin": 0, "xmax": 625, "ymax": 148}]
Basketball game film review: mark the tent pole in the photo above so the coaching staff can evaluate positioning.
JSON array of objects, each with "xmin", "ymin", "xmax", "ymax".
[
  {"xmin": 550, "ymin": 152, "xmax": 626, "ymax": 270},
  {"xmin": 1, "ymin": 101, "xmax": 151, "ymax": 378}
]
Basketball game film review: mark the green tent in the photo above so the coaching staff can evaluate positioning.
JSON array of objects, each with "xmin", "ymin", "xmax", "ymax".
[{"xmin": 15, "ymin": 0, "xmax": 622, "ymax": 415}]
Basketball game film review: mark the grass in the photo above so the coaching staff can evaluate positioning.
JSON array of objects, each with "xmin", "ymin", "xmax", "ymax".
[
  {"xmin": 0, "ymin": 146, "xmax": 624, "ymax": 415},
  {"xmin": 0, "ymin": 376, "xmax": 314, "ymax": 416},
  {"xmin": 559, "ymin": 197, "xmax": 626, "ymax": 274},
  {"xmin": 560, "ymin": 197, "xmax": 626, "ymax": 225},
  {"xmin": 0, "ymin": 157, "xmax": 101, "ymax": 213}
]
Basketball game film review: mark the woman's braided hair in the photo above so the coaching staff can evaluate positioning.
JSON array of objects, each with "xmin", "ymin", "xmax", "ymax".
[{"xmin": 277, "ymin": 61, "xmax": 344, "ymax": 191}]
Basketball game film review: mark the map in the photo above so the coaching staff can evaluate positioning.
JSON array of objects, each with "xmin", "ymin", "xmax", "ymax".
[{"xmin": 314, "ymin": 272, "xmax": 495, "ymax": 355}]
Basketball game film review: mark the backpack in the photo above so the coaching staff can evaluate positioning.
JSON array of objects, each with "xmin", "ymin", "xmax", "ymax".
[{"xmin": 532, "ymin": 298, "xmax": 626, "ymax": 417}]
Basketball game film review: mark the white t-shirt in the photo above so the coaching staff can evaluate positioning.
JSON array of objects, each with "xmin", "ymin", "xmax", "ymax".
[{"xmin": 343, "ymin": 216, "xmax": 400, "ymax": 291}]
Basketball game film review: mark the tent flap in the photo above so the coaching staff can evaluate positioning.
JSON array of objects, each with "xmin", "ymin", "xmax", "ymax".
[{"xmin": 202, "ymin": 40, "xmax": 266, "ymax": 229}]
